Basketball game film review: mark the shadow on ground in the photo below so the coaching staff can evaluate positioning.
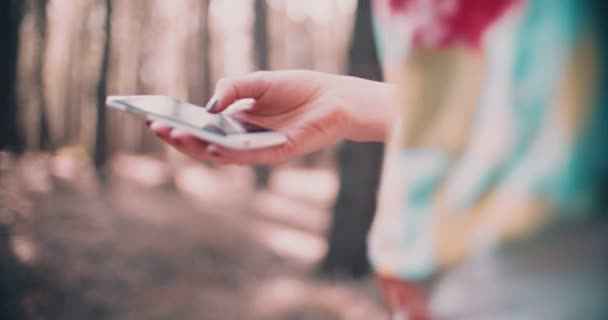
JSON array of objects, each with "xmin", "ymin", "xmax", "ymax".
[{"xmin": 0, "ymin": 153, "xmax": 387, "ymax": 320}]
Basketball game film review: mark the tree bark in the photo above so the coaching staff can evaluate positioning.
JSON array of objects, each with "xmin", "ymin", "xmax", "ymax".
[
  {"xmin": 202, "ymin": 0, "xmax": 213, "ymax": 104},
  {"xmin": 254, "ymin": 0, "xmax": 270, "ymax": 71},
  {"xmin": 253, "ymin": 0, "xmax": 271, "ymax": 188},
  {"xmin": 0, "ymin": 0, "xmax": 25, "ymax": 153},
  {"xmin": 34, "ymin": 0, "xmax": 52, "ymax": 151},
  {"xmin": 319, "ymin": 0, "xmax": 384, "ymax": 279},
  {"xmin": 94, "ymin": 0, "xmax": 112, "ymax": 178},
  {"xmin": 187, "ymin": 0, "xmax": 212, "ymax": 106}
]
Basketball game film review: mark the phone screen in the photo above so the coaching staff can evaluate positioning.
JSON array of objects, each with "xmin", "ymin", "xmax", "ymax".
[{"xmin": 112, "ymin": 96, "xmax": 269, "ymax": 136}]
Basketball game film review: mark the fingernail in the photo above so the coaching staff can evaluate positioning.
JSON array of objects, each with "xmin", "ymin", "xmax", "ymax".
[
  {"xmin": 150, "ymin": 122, "xmax": 170, "ymax": 131},
  {"xmin": 169, "ymin": 129, "xmax": 185, "ymax": 139},
  {"xmin": 206, "ymin": 145, "xmax": 220, "ymax": 157},
  {"xmin": 204, "ymin": 96, "xmax": 219, "ymax": 112}
]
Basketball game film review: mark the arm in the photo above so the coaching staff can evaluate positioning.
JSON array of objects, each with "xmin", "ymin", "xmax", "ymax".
[{"xmin": 150, "ymin": 70, "xmax": 399, "ymax": 165}]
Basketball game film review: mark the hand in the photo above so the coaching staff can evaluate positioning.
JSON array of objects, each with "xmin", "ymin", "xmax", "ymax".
[{"xmin": 150, "ymin": 70, "xmax": 397, "ymax": 165}]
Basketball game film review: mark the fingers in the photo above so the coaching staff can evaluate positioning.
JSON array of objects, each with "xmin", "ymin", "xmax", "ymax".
[
  {"xmin": 206, "ymin": 141, "xmax": 297, "ymax": 165},
  {"xmin": 148, "ymin": 120, "xmax": 298, "ymax": 165},
  {"xmin": 169, "ymin": 129, "xmax": 213, "ymax": 160},
  {"xmin": 150, "ymin": 121, "xmax": 173, "ymax": 141},
  {"xmin": 148, "ymin": 122, "xmax": 230, "ymax": 163},
  {"xmin": 205, "ymin": 71, "xmax": 272, "ymax": 113}
]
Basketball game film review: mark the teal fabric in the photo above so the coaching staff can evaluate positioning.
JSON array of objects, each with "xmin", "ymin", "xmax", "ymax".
[{"xmin": 370, "ymin": 0, "xmax": 607, "ymax": 279}]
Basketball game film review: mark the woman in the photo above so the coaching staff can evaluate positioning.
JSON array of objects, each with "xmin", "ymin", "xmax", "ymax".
[{"xmin": 150, "ymin": 0, "xmax": 608, "ymax": 318}]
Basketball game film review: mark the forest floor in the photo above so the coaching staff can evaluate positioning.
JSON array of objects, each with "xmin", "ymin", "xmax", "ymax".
[{"xmin": 0, "ymin": 151, "xmax": 389, "ymax": 320}]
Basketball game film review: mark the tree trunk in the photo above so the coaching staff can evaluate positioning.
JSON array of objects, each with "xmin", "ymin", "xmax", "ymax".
[
  {"xmin": 254, "ymin": 0, "xmax": 269, "ymax": 71},
  {"xmin": 94, "ymin": 0, "xmax": 112, "ymax": 178},
  {"xmin": 0, "ymin": 225, "xmax": 29, "ymax": 320},
  {"xmin": 319, "ymin": 0, "xmax": 384, "ymax": 279},
  {"xmin": 34, "ymin": 0, "xmax": 52, "ymax": 151},
  {"xmin": 202, "ymin": 0, "xmax": 213, "ymax": 104},
  {"xmin": 187, "ymin": 0, "xmax": 212, "ymax": 106},
  {"xmin": 0, "ymin": 0, "xmax": 25, "ymax": 153},
  {"xmin": 253, "ymin": 0, "xmax": 271, "ymax": 188}
]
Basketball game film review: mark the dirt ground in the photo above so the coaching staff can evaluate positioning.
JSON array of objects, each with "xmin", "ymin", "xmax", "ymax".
[{"xmin": 0, "ymin": 152, "xmax": 389, "ymax": 320}]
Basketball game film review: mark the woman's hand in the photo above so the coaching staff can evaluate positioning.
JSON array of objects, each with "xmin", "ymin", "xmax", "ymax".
[{"xmin": 150, "ymin": 70, "xmax": 397, "ymax": 165}]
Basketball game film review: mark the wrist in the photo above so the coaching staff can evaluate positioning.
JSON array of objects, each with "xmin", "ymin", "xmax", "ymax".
[{"xmin": 344, "ymin": 82, "xmax": 399, "ymax": 142}]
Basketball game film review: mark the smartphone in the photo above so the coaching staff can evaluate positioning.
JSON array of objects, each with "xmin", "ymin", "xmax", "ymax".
[{"xmin": 106, "ymin": 95, "xmax": 287, "ymax": 150}]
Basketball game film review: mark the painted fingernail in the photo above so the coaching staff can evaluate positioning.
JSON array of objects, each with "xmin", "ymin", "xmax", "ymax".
[{"xmin": 204, "ymin": 96, "xmax": 219, "ymax": 112}]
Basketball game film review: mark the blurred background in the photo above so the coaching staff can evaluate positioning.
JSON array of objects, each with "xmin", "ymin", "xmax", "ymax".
[{"xmin": 1, "ymin": 0, "xmax": 389, "ymax": 319}]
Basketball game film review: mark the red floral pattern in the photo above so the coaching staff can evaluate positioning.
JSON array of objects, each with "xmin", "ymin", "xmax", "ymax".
[{"xmin": 387, "ymin": 0, "xmax": 520, "ymax": 48}]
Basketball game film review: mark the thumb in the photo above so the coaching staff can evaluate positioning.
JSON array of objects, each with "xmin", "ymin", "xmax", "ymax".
[{"xmin": 205, "ymin": 71, "xmax": 272, "ymax": 114}]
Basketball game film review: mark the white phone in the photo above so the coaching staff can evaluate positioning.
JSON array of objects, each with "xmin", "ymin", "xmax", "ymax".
[{"xmin": 106, "ymin": 95, "xmax": 287, "ymax": 150}]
